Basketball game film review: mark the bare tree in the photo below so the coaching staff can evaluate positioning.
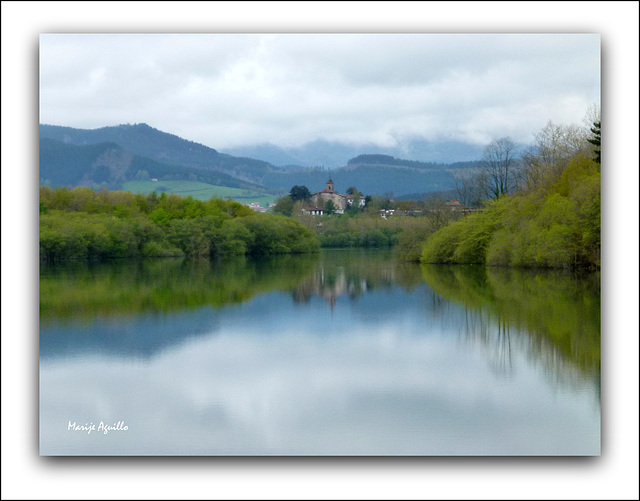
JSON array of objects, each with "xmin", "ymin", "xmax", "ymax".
[
  {"xmin": 454, "ymin": 169, "xmax": 487, "ymax": 208},
  {"xmin": 522, "ymin": 120, "xmax": 591, "ymax": 190},
  {"xmin": 422, "ymin": 193, "xmax": 462, "ymax": 230},
  {"xmin": 480, "ymin": 137, "xmax": 518, "ymax": 199}
]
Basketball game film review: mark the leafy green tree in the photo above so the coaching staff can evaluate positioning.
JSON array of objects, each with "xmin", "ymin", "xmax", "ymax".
[
  {"xmin": 365, "ymin": 194, "xmax": 393, "ymax": 212},
  {"xmin": 324, "ymin": 200, "xmax": 336, "ymax": 216},
  {"xmin": 346, "ymin": 188, "xmax": 362, "ymax": 214},
  {"xmin": 273, "ymin": 195, "xmax": 294, "ymax": 217},
  {"xmin": 289, "ymin": 185, "xmax": 311, "ymax": 202}
]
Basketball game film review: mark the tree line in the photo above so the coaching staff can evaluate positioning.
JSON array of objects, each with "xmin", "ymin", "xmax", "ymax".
[
  {"xmin": 40, "ymin": 187, "xmax": 319, "ymax": 262},
  {"xmin": 419, "ymin": 108, "xmax": 601, "ymax": 269}
]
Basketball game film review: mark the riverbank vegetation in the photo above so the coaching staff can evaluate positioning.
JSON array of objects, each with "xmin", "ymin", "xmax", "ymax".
[
  {"xmin": 39, "ymin": 186, "xmax": 319, "ymax": 262},
  {"xmin": 420, "ymin": 113, "xmax": 601, "ymax": 269}
]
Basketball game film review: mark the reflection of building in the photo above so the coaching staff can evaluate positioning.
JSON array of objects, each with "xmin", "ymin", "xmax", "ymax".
[
  {"xmin": 292, "ymin": 266, "xmax": 370, "ymax": 311},
  {"xmin": 304, "ymin": 178, "xmax": 365, "ymax": 215}
]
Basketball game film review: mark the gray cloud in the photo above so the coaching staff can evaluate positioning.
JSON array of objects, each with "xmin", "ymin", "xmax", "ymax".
[{"xmin": 39, "ymin": 33, "xmax": 600, "ymax": 150}]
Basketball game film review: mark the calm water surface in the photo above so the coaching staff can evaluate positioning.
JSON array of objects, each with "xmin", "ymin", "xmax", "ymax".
[{"xmin": 40, "ymin": 249, "xmax": 600, "ymax": 455}]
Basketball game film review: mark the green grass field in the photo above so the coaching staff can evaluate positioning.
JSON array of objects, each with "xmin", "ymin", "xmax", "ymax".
[{"xmin": 122, "ymin": 180, "xmax": 277, "ymax": 207}]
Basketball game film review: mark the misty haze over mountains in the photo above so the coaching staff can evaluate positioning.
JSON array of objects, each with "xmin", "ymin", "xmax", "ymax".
[{"xmin": 222, "ymin": 139, "xmax": 486, "ymax": 169}]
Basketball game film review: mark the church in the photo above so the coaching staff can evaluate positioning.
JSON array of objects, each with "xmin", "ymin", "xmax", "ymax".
[{"xmin": 305, "ymin": 178, "xmax": 365, "ymax": 215}]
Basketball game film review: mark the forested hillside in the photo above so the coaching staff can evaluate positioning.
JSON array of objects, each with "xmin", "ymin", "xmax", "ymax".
[
  {"xmin": 40, "ymin": 123, "xmax": 284, "ymax": 185},
  {"xmin": 347, "ymin": 154, "xmax": 444, "ymax": 169},
  {"xmin": 39, "ymin": 138, "xmax": 267, "ymax": 192}
]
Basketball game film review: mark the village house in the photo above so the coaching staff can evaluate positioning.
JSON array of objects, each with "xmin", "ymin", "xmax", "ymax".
[
  {"xmin": 305, "ymin": 178, "xmax": 365, "ymax": 215},
  {"xmin": 444, "ymin": 199, "xmax": 464, "ymax": 210},
  {"xmin": 246, "ymin": 202, "xmax": 267, "ymax": 213}
]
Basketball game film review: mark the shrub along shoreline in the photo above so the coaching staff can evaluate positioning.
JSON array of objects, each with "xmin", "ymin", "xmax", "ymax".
[
  {"xmin": 420, "ymin": 153, "xmax": 600, "ymax": 270},
  {"xmin": 39, "ymin": 186, "xmax": 319, "ymax": 262}
]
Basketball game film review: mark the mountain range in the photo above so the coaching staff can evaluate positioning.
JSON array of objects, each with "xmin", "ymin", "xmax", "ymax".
[
  {"xmin": 222, "ymin": 138, "xmax": 486, "ymax": 169},
  {"xmin": 39, "ymin": 123, "xmax": 482, "ymax": 199}
]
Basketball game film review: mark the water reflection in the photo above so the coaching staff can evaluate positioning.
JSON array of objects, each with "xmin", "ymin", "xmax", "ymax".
[
  {"xmin": 40, "ymin": 251, "xmax": 600, "ymax": 455},
  {"xmin": 420, "ymin": 264, "xmax": 600, "ymax": 392},
  {"xmin": 290, "ymin": 250, "xmax": 404, "ymax": 309},
  {"xmin": 40, "ymin": 254, "xmax": 319, "ymax": 323}
]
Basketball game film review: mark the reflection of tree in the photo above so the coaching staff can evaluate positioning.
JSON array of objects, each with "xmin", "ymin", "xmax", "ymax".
[
  {"xmin": 41, "ymin": 249, "xmax": 425, "ymax": 321},
  {"xmin": 40, "ymin": 253, "xmax": 320, "ymax": 323},
  {"xmin": 494, "ymin": 318, "xmax": 513, "ymax": 376},
  {"xmin": 421, "ymin": 264, "xmax": 600, "ymax": 397}
]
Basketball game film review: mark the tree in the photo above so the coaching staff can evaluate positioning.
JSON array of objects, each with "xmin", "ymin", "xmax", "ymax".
[
  {"xmin": 587, "ymin": 120, "xmax": 601, "ymax": 165},
  {"xmin": 454, "ymin": 170, "xmax": 488, "ymax": 208},
  {"xmin": 289, "ymin": 185, "xmax": 311, "ymax": 202},
  {"xmin": 346, "ymin": 188, "xmax": 362, "ymax": 214},
  {"xmin": 324, "ymin": 200, "xmax": 336, "ymax": 216},
  {"xmin": 423, "ymin": 194, "xmax": 454, "ymax": 231},
  {"xmin": 273, "ymin": 195, "xmax": 294, "ymax": 217},
  {"xmin": 480, "ymin": 137, "xmax": 518, "ymax": 199},
  {"xmin": 346, "ymin": 186, "xmax": 357, "ymax": 195},
  {"xmin": 522, "ymin": 120, "xmax": 591, "ymax": 190},
  {"xmin": 365, "ymin": 194, "xmax": 393, "ymax": 212}
]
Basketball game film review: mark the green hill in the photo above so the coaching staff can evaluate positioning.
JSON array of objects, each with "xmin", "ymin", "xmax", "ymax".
[
  {"xmin": 122, "ymin": 180, "xmax": 276, "ymax": 206},
  {"xmin": 39, "ymin": 137, "xmax": 269, "ymax": 194},
  {"xmin": 39, "ymin": 123, "xmax": 285, "ymax": 184}
]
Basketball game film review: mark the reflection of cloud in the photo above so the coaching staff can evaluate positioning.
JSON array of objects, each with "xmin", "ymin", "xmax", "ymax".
[
  {"xmin": 40, "ymin": 309, "xmax": 222, "ymax": 359},
  {"xmin": 40, "ymin": 314, "xmax": 600, "ymax": 455}
]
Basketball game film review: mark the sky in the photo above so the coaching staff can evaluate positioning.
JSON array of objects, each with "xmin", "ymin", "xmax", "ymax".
[{"xmin": 39, "ymin": 33, "xmax": 600, "ymax": 150}]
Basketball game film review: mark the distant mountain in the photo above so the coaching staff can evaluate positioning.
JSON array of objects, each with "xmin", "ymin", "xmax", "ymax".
[
  {"xmin": 39, "ymin": 123, "xmax": 481, "ymax": 199},
  {"xmin": 39, "ymin": 123, "xmax": 286, "ymax": 185},
  {"xmin": 39, "ymin": 137, "xmax": 267, "ymax": 192},
  {"xmin": 346, "ymin": 154, "xmax": 445, "ymax": 169},
  {"xmin": 222, "ymin": 138, "xmax": 486, "ymax": 168}
]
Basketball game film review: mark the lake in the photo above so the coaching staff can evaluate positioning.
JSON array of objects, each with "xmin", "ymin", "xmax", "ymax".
[{"xmin": 39, "ymin": 249, "xmax": 600, "ymax": 455}]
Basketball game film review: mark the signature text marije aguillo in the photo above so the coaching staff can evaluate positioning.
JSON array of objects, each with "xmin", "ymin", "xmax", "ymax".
[{"xmin": 68, "ymin": 421, "xmax": 128, "ymax": 435}]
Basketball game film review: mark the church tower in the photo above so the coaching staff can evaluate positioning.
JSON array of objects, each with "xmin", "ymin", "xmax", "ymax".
[{"xmin": 326, "ymin": 178, "xmax": 334, "ymax": 192}]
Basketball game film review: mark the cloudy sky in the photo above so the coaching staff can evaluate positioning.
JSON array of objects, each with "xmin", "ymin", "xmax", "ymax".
[{"xmin": 39, "ymin": 33, "xmax": 600, "ymax": 150}]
